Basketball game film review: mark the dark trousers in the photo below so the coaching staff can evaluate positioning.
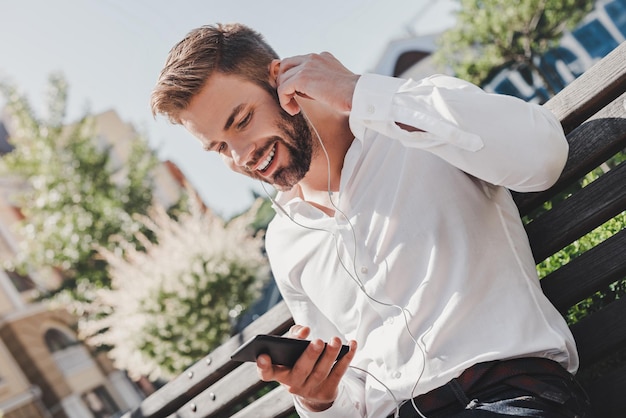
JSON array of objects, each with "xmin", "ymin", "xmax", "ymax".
[{"xmin": 393, "ymin": 358, "xmax": 593, "ymax": 418}]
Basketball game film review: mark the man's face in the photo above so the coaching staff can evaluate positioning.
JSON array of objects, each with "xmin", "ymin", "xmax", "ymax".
[{"xmin": 180, "ymin": 72, "xmax": 314, "ymax": 191}]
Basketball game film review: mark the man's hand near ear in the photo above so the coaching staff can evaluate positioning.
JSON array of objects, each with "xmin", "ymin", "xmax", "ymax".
[{"xmin": 270, "ymin": 53, "xmax": 360, "ymax": 116}]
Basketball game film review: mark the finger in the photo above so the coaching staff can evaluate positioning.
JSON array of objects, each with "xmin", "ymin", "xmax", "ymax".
[
  {"xmin": 256, "ymin": 353, "xmax": 274, "ymax": 381},
  {"xmin": 325, "ymin": 340, "xmax": 357, "ymax": 388},
  {"xmin": 303, "ymin": 337, "xmax": 343, "ymax": 385},
  {"xmin": 276, "ymin": 52, "xmax": 358, "ymax": 114},
  {"xmin": 275, "ymin": 56, "xmax": 315, "ymax": 115},
  {"xmin": 289, "ymin": 325, "xmax": 311, "ymax": 339},
  {"xmin": 276, "ymin": 87, "xmax": 301, "ymax": 116},
  {"xmin": 257, "ymin": 354, "xmax": 292, "ymax": 382},
  {"xmin": 276, "ymin": 89, "xmax": 313, "ymax": 116},
  {"xmin": 289, "ymin": 338, "xmax": 326, "ymax": 387},
  {"xmin": 276, "ymin": 55, "xmax": 308, "ymax": 75}
]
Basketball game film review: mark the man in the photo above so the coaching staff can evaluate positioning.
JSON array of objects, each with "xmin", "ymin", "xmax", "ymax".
[{"xmin": 151, "ymin": 23, "xmax": 592, "ymax": 417}]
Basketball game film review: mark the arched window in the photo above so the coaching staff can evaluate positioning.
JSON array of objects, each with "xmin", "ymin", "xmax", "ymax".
[
  {"xmin": 44, "ymin": 328, "xmax": 76, "ymax": 353},
  {"xmin": 393, "ymin": 51, "xmax": 430, "ymax": 77}
]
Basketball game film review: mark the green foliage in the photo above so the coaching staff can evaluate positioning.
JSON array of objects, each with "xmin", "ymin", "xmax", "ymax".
[
  {"xmin": 248, "ymin": 195, "xmax": 276, "ymax": 236},
  {"xmin": 0, "ymin": 74, "xmax": 158, "ymax": 299},
  {"xmin": 435, "ymin": 0, "xmax": 594, "ymax": 91},
  {"xmin": 82, "ymin": 198, "xmax": 269, "ymax": 379},
  {"xmin": 141, "ymin": 258, "xmax": 261, "ymax": 375}
]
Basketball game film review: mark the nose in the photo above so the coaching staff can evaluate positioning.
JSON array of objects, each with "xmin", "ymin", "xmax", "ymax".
[{"xmin": 229, "ymin": 140, "xmax": 255, "ymax": 168}]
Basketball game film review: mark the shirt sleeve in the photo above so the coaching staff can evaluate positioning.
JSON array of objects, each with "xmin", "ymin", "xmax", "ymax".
[{"xmin": 349, "ymin": 73, "xmax": 569, "ymax": 192}]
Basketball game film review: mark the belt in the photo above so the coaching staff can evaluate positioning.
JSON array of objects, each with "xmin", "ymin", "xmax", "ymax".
[{"xmin": 395, "ymin": 357, "xmax": 575, "ymax": 417}]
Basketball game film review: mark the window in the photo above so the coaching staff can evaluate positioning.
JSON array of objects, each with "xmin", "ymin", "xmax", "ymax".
[
  {"xmin": 606, "ymin": 0, "xmax": 626, "ymax": 36},
  {"xmin": 82, "ymin": 386, "xmax": 120, "ymax": 418},
  {"xmin": 573, "ymin": 19, "xmax": 619, "ymax": 58},
  {"xmin": 44, "ymin": 328, "xmax": 77, "ymax": 352},
  {"xmin": 6, "ymin": 270, "xmax": 35, "ymax": 292},
  {"xmin": 539, "ymin": 47, "xmax": 582, "ymax": 93}
]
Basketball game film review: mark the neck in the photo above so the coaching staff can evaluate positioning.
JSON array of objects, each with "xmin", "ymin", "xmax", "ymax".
[{"xmin": 297, "ymin": 99, "xmax": 353, "ymax": 202}]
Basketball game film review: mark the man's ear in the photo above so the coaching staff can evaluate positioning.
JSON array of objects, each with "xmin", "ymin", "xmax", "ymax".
[{"xmin": 268, "ymin": 59, "xmax": 281, "ymax": 88}]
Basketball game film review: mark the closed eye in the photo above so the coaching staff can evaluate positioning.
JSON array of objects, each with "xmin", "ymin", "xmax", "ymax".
[
  {"xmin": 237, "ymin": 111, "xmax": 253, "ymax": 130},
  {"xmin": 202, "ymin": 142, "xmax": 226, "ymax": 153}
]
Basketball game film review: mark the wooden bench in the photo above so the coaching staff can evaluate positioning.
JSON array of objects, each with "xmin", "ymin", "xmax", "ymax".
[{"xmin": 123, "ymin": 41, "xmax": 626, "ymax": 418}]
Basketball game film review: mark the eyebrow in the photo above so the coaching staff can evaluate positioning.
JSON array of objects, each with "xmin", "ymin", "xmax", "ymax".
[{"xmin": 224, "ymin": 103, "xmax": 246, "ymax": 131}]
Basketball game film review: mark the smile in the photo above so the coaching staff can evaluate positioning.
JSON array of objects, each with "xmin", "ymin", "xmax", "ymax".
[{"xmin": 257, "ymin": 144, "xmax": 276, "ymax": 172}]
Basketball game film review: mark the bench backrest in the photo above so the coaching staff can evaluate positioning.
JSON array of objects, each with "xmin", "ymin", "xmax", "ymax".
[{"xmin": 124, "ymin": 41, "xmax": 626, "ymax": 418}]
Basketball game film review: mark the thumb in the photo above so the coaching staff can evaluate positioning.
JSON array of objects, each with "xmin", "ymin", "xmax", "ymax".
[{"xmin": 256, "ymin": 354, "xmax": 274, "ymax": 381}]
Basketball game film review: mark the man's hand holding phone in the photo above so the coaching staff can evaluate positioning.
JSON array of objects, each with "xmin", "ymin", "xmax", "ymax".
[{"xmin": 255, "ymin": 325, "xmax": 357, "ymax": 412}]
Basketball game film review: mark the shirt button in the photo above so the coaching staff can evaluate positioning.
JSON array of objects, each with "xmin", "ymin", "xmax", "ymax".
[
  {"xmin": 384, "ymin": 316, "xmax": 394, "ymax": 325},
  {"xmin": 366, "ymin": 104, "xmax": 375, "ymax": 114},
  {"xmin": 360, "ymin": 266, "xmax": 368, "ymax": 274},
  {"xmin": 392, "ymin": 371, "xmax": 402, "ymax": 379}
]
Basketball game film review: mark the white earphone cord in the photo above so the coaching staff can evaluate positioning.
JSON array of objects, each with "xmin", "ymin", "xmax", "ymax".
[{"xmin": 259, "ymin": 104, "xmax": 429, "ymax": 418}]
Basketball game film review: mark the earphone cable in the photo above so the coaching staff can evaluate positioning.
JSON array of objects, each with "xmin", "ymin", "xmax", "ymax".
[{"xmin": 258, "ymin": 103, "xmax": 429, "ymax": 418}]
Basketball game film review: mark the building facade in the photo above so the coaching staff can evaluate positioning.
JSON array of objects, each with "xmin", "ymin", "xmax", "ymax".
[
  {"xmin": 478, "ymin": 0, "xmax": 625, "ymax": 101},
  {"xmin": 374, "ymin": 0, "xmax": 625, "ymax": 102},
  {"xmin": 0, "ymin": 110, "xmax": 190, "ymax": 418}
]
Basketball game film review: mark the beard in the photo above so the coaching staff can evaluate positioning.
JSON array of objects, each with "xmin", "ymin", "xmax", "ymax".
[
  {"xmin": 245, "ymin": 83, "xmax": 317, "ymax": 190},
  {"xmin": 270, "ymin": 110, "xmax": 316, "ymax": 190}
]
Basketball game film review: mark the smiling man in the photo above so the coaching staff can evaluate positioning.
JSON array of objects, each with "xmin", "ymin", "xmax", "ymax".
[
  {"xmin": 179, "ymin": 71, "xmax": 316, "ymax": 191},
  {"xmin": 151, "ymin": 23, "xmax": 593, "ymax": 418}
]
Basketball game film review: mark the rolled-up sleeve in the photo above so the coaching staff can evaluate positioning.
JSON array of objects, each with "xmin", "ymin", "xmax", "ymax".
[{"xmin": 349, "ymin": 73, "xmax": 568, "ymax": 192}]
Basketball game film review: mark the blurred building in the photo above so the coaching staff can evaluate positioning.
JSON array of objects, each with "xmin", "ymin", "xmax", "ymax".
[
  {"xmin": 485, "ymin": 0, "xmax": 626, "ymax": 102},
  {"xmin": 373, "ymin": 0, "xmax": 626, "ymax": 102},
  {"xmin": 0, "ymin": 109, "xmax": 192, "ymax": 418},
  {"xmin": 89, "ymin": 110, "xmax": 187, "ymax": 210}
]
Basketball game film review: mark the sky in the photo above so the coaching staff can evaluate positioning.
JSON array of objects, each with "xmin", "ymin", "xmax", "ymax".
[{"xmin": 0, "ymin": 0, "xmax": 457, "ymax": 218}]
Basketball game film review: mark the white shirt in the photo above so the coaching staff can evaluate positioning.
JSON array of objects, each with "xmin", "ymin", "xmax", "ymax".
[{"xmin": 265, "ymin": 73, "xmax": 577, "ymax": 418}]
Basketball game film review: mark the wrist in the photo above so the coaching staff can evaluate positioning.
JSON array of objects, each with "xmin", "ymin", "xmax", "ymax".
[{"xmin": 298, "ymin": 396, "xmax": 334, "ymax": 412}]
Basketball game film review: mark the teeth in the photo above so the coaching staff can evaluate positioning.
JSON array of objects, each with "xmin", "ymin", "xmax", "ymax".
[{"xmin": 258, "ymin": 145, "xmax": 275, "ymax": 172}]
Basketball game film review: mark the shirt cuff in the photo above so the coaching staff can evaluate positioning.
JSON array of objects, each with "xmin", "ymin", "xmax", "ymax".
[
  {"xmin": 351, "ymin": 73, "xmax": 405, "ymax": 122},
  {"xmin": 293, "ymin": 384, "xmax": 363, "ymax": 417}
]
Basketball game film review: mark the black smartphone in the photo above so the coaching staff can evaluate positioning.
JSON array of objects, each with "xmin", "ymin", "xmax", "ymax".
[{"xmin": 230, "ymin": 334, "xmax": 350, "ymax": 367}]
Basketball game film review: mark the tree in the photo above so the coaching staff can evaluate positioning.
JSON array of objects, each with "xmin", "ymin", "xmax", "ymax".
[
  {"xmin": 79, "ymin": 197, "xmax": 269, "ymax": 380},
  {"xmin": 0, "ymin": 74, "xmax": 158, "ymax": 301},
  {"xmin": 435, "ymin": 0, "xmax": 594, "ymax": 95}
]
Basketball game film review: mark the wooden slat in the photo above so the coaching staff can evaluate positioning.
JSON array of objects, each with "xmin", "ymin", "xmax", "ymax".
[
  {"xmin": 571, "ymin": 297, "xmax": 626, "ymax": 367},
  {"xmin": 515, "ymin": 92, "xmax": 626, "ymax": 216},
  {"xmin": 170, "ymin": 362, "xmax": 267, "ymax": 418},
  {"xmin": 230, "ymin": 386, "xmax": 294, "ymax": 418},
  {"xmin": 126, "ymin": 301, "xmax": 293, "ymax": 418},
  {"xmin": 525, "ymin": 160, "xmax": 626, "ymax": 263},
  {"xmin": 585, "ymin": 366, "xmax": 626, "ymax": 418},
  {"xmin": 540, "ymin": 229, "xmax": 626, "ymax": 312},
  {"xmin": 544, "ymin": 41, "xmax": 626, "ymax": 134}
]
